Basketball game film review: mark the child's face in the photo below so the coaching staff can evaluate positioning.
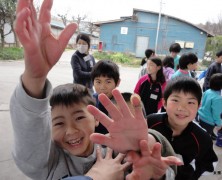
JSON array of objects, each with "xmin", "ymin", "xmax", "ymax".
[
  {"xmin": 187, "ymin": 62, "xmax": 198, "ymax": 71},
  {"xmin": 216, "ymin": 55, "xmax": 222, "ymax": 63},
  {"xmin": 164, "ymin": 91, "xmax": 199, "ymax": 131},
  {"xmin": 94, "ymin": 76, "xmax": 119, "ymax": 98},
  {"xmin": 170, "ymin": 52, "xmax": 178, "ymax": 58},
  {"xmin": 146, "ymin": 60, "xmax": 161, "ymax": 76},
  {"xmin": 51, "ymin": 103, "xmax": 99, "ymax": 157}
]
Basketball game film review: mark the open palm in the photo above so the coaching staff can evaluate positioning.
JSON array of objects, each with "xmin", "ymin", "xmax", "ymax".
[
  {"xmin": 88, "ymin": 89, "xmax": 149, "ymax": 153},
  {"xmin": 15, "ymin": 0, "xmax": 77, "ymax": 79}
]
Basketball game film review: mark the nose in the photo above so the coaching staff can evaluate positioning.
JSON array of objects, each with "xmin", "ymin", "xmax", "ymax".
[
  {"xmin": 99, "ymin": 83, "xmax": 106, "ymax": 90},
  {"xmin": 177, "ymin": 104, "xmax": 186, "ymax": 111},
  {"xmin": 66, "ymin": 124, "xmax": 79, "ymax": 136}
]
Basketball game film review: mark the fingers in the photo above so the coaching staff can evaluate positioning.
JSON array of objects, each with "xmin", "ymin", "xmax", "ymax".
[
  {"xmin": 162, "ymin": 156, "xmax": 184, "ymax": 166},
  {"xmin": 98, "ymin": 92, "xmax": 122, "ymax": 121},
  {"xmin": 14, "ymin": 8, "xmax": 31, "ymax": 45},
  {"xmin": 130, "ymin": 94, "xmax": 147, "ymax": 125},
  {"xmin": 112, "ymin": 89, "xmax": 133, "ymax": 118},
  {"xmin": 90, "ymin": 133, "xmax": 112, "ymax": 147},
  {"xmin": 150, "ymin": 142, "xmax": 162, "ymax": 159},
  {"xmin": 126, "ymin": 151, "xmax": 140, "ymax": 163},
  {"xmin": 105, "ymin": 147, "xmax": 113, "ymax": 159},
  {"xmin": 39, "ymin": 0, "xmax": 53, "ymax": 24},
  {"xmin": 95, "ymin": 145, "xmax": 102, "ymax": 161},
  {"xmin": 126, "ymin": 172, "xmax": 140, "ymax": 180},
  {"xmin": 16, "ymin": 0, "xmax": 30, "ymax": 14},
  {"xmin": 58, "ymin": 23, "xmax": 77, "ymax": 51},
  {"xmin": 139, "ymin": 140, "xmax": 151, "ymax": 157},
  {"xmin": 87, "ymin": 105, "xmax": 113, "ymax": 129}
]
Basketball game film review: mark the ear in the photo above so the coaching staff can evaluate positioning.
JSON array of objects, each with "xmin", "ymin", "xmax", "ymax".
[{"xmin": 116, "ymin": 79, "xmax": 121, "ymax": 87}]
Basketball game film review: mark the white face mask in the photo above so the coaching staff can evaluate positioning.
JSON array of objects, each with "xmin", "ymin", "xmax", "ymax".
[{"xmin": 77, "ymin": 44, "xmax": 88, "ymax": 54}]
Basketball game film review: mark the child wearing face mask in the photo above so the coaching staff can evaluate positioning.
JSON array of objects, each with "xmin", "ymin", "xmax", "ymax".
[{"xmin": 71, "ymin": 33, "xmax": 96, "ymax": 94}]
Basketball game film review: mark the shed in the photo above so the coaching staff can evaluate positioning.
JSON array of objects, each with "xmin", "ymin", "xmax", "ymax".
[{"xmin": 94, "ymin": 8, "xmax": 213, "ymax": 59}]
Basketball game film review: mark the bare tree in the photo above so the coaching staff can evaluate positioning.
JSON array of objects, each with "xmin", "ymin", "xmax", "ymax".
[
  {"xmin": 87, "ymin": 21, "xmax": 98, "ymax": 36},
  {"xmin": 0, "ymin": 0, "xmax": 17, "ymax": 47},
  {"xmin": 58, "ymin": 13, "xmax": 68, "ymax": 26},
  {"xmin": 72, "ymin": 14, "xmax": 87, "ymax": 33},
  {"xmin": 197, "ymin": 14, "xmax": 222, "ymax": 35}
]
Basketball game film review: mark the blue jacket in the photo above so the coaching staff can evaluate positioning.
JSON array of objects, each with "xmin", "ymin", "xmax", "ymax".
[{"xmin": 198, "ymin": 89, "xmax": 222, "ymax": 126}]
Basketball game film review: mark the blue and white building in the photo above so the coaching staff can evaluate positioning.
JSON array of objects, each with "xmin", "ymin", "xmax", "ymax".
[{"xmin": 94, "ymin": 8, "xmax": 213, "ymax": 59}]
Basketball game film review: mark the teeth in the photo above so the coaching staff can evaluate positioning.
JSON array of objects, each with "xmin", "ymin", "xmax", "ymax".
[{"xmin": 68, "ymin": 138, "xmax": 81, "ymax": 145}]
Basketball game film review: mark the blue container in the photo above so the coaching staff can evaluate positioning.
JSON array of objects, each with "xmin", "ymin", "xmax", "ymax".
[{"xmin": 216, "ymin": 132, "xmax": 222, "ymax": 147}]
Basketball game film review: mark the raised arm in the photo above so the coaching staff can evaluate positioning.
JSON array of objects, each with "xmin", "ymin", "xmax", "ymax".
[{"xmin": 15, "ymin": 0, "xmax": 77, "ymax": 98}]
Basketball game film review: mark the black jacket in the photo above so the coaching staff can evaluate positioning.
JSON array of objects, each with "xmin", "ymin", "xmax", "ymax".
[
  {"xmin": 71, "ymin": 51, "xmax": 95, "ymax": 88},
  {"xmin": 147, "ymin": 113, "xmax": 218, "ymax": 180}
]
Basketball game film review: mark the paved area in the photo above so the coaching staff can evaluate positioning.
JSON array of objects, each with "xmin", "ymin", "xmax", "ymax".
[{"xmin": 0, "ymin": 50, "xmax": 221, "ymax": 179}]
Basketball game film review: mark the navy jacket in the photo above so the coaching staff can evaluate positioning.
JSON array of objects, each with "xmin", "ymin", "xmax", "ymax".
[
  {"xmin": 147, "ymin": 113, "xmax": 218, "ymax": 180},
  {"xmin": 71, "ymin": 51, "xmax": 95, "ymax": 88}
]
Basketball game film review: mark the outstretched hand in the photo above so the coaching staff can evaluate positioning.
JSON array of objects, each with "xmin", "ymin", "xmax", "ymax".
[
  {"xmin": 15, "ymin": 0, "xmax": 77, "ymax": 97},
  {"xmin": 126, "ymin": 140, "xmax": 183, "ymax": 180},
  {"xmin": 86, "ymin": 146, "xmax": 131, "ymax": 180},
  {"xmin": 87, "ymin": 89, "xmax": 149, "ymax": 153}
]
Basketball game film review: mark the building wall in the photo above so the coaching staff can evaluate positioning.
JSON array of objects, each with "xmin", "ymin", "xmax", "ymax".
[{"xmin": 99, "ymin": 11, "xmax": 208, "ymax": 59}]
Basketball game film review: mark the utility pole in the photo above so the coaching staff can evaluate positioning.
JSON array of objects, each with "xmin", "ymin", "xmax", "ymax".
[{"xmin": 155, "ymin": 0, "xmax": 163, "ymax": 54}]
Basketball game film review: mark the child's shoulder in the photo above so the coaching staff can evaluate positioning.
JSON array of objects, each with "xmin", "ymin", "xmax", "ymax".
[{"xmin": 189, "ymin": 121, "xmax": 212, "ymax": 142}]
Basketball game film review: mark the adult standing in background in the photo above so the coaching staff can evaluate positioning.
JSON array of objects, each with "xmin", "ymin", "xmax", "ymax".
[{"xmin": 71, "ymin": 33, "xmax": 96, "ymax": 94}]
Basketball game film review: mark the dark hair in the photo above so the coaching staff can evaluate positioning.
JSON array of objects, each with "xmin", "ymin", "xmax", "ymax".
[
  {"xmin": 148, "ymin": 57, "xmax": 166, "ymax": 84},
  {"xmin": 169, "ymin": 43, "xmax": 181, "ymax": 53},
  {"xmin": 50, "ymin": 83, "xmax": 95, "ymax": 109},
  {"xmin": 209, "ymin": 73, "xmax": 222, "ymax": 90},
  {"xmin": 179, "ymin": 53, "xmax": 198, "ymax": 70},
  {"xmin": 121, "ymin": 92, "xmax": 133, "ymax": 103},
  {"xmin": 164, "ymin": 76, "xmax": 202, "ymax": 105},
  {"xmin": 216, "ymin": 50, "xmax": 222, "ymax": 57},
  {"xmin": 76, "ymin": 33, "xmax": 90, "ymax": 48},
  {"xmin": 162, "ymin": 56, "xmax": 174, "ymax": 69},
  {"xmin": 91, "ymin": 60, "xmax": 120, "ymax": 85},
  {"xmin": 145, "ymin": 49, "xmax": 155, "ymax": 59}
]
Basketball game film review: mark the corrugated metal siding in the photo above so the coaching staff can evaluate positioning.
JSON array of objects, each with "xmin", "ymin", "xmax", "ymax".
[{"xmin": 99, "ymin": 11, "xmax": 207, "ymax": 58}]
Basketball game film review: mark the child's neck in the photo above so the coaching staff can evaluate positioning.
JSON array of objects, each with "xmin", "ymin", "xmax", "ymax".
[
  {"xmin": 179, "ymin": 68, "xmax": 189, "ymax": 74},
  {"xmin": 150, "ymin": 74, "xmax": 156, "ymax": 81},
  {"xmin": 171, "ymin": 124, "xmax": 187, "ymax": 136}
]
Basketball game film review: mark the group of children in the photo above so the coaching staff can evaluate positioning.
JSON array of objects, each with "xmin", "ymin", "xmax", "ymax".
[
  {"xmin": 10, "ymin": 0, "xmax": 221, "ymax": 179},
  {"xmin": 11, "ymin": 0, "xmax": 182, "ymax": 179}
]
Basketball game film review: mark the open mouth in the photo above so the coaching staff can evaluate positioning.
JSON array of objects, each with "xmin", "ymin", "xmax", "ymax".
[{"xmin": 67, "ymin": 137, "xmax": 84, "ymax": 146}]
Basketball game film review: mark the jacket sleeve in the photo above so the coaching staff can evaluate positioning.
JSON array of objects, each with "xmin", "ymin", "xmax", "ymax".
[
  {"xmin": 10, "ymin": 78, "xmax": 55, "ymax": 179},
  {"xmin": 212, "ymin": 98, "xmax": 222, "ymax": 126},
  {"xmin": 204, "ymin": 66, "xmax": 216, "ymax": 89},
  {"xmin": 134, "ymin": 76, "xmax": 146, "ymax": 94}
]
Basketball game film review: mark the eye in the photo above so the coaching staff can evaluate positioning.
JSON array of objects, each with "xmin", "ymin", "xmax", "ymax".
[
  {"xmin": 95, "ymin": 81, "xmax": 100, "ymax": 84},
  {"xmin": 76, "ymin": 116, "xmax": 85, "ymax": 121},
  {"xmin": 54, "ymin": 122, "xmax": 64, "ymax": 126},
  {"xmin": 171, "ymin": 98, "xmax": 178, "ymax": 102},
  {"xmin": 188, "ymin": 101, "xmax": 196, "ymax": 105}
]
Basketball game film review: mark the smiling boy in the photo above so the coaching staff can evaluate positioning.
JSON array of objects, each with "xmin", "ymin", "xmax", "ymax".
[
  {"xmin": 10, "ymin": 0, "xmax": 182, "ymax": 179},
  {"xmin": 147, "ymin": 76, "xmax": 218, "ymax": 179}
]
